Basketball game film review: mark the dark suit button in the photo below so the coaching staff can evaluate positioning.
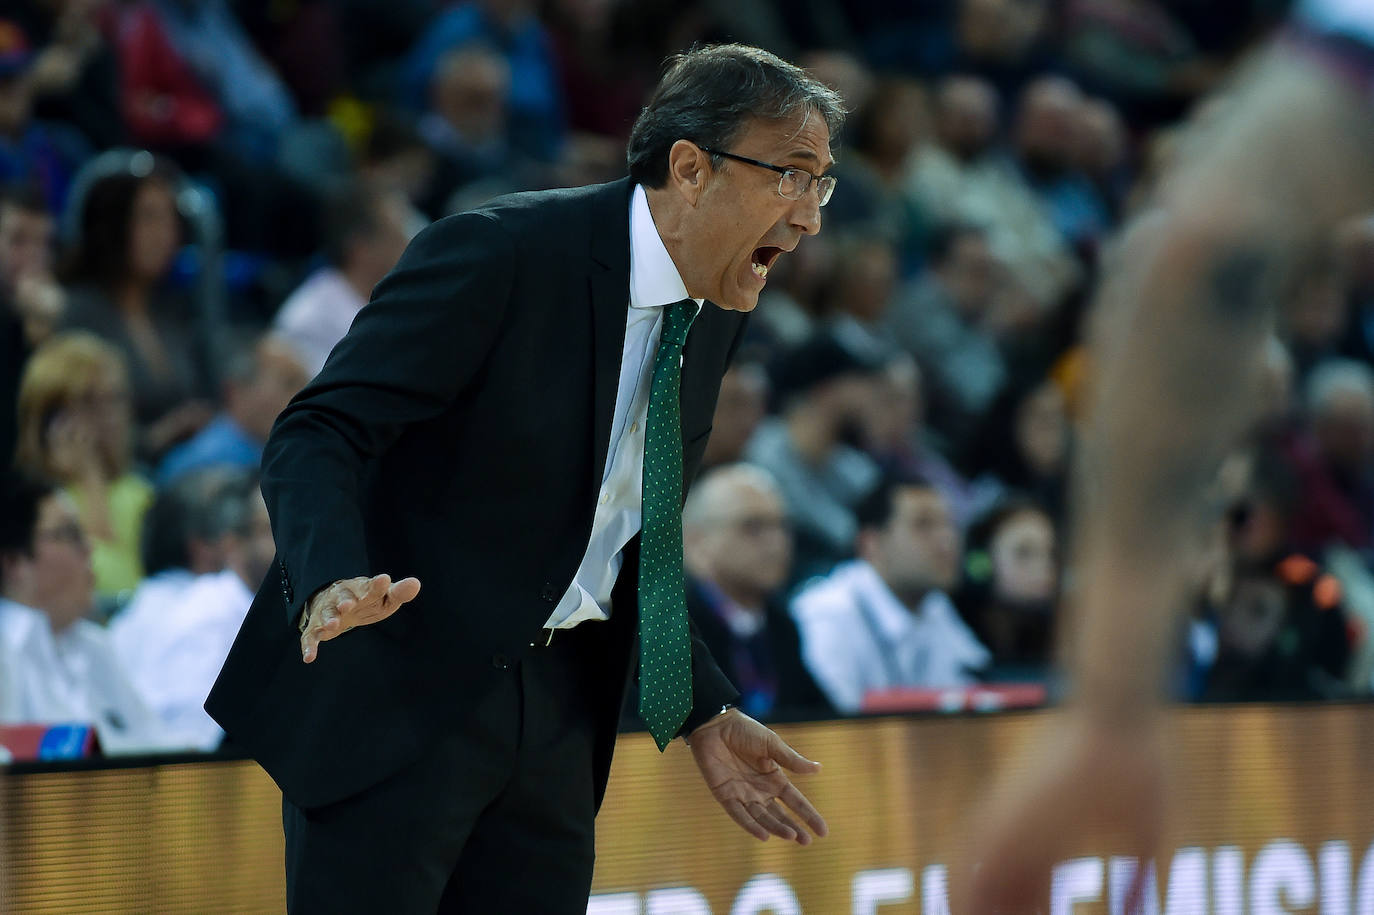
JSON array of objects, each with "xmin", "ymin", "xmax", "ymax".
[
  {"xmin": 540, "ymin": 583, "xmax": 559, "ymax": 602},
  {"xmin": 491, "ymin": 654, "xmax": 511, "ymax": 670}
]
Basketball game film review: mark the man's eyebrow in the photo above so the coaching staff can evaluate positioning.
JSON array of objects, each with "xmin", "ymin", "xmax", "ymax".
[{"xmin": 785, "ymin": 148, "xmax": 837, "ymax": 172}]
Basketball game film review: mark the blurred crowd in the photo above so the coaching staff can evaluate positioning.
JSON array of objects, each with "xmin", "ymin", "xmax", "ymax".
[{"xmin": 4, "ymin": 0, "xmax": 1374, "ymax": 756}]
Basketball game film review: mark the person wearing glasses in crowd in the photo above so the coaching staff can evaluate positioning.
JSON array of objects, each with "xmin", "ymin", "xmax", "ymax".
[
  {"xmin": 955, "ymin": 2, "xmax": 1374, "ymax": 910},
  {"xmin": 207, "ymin": 44, "xmax": 837, "ymax": 914}
]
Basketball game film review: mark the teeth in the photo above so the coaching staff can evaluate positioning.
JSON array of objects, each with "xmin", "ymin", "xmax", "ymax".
[{"xmin": 752, "ymin": 262, "xmax": 769, "ymax": 279}]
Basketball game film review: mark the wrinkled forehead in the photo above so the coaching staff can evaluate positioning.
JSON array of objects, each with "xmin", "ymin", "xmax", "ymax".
[{"xmin": 734, "ymin": 110, "xmax": 834, "ymax": 168}]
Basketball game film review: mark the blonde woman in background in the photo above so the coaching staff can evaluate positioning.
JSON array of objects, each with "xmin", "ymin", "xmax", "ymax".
[{"xmin": 15, "ymin": 331, "xmax": 153, "ymax": 600}]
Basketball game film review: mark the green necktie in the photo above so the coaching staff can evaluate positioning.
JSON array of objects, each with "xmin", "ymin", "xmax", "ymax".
[{"xmin": 638, "ymin": 298, "xmax": 698, "ymax": 751}]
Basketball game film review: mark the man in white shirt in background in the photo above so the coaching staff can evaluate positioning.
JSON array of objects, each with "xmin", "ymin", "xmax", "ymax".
[
  {"xmin": 123, "ymin": 474, "xmax": 274, "ymax": 750},
  {"xmin": 273, "ymin": 182, "xmax": 414, "ymax": 377},
  {"xmin": 110, "ymin": 467, "xmax": 246, "ymax": 711},
  {"xmin": 0, "ymin": 471, "xmax": 177, "ymax": 753},
  {"xmin": 791, "ymin": 473, "xmax": 989, "ymax": 713}
]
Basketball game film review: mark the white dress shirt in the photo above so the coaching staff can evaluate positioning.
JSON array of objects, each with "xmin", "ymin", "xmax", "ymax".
[
  {"xmin": 273, "ymin": 266, "xmax": 369, "ymax": 377},
  {"xmin": 0, "ymin": 598, "xmax": 184, "ymax": 754},
  {"xmin": 543, "ymin": 184, "xmax": 702, "ymax": 630},
  {"xmin": 111, "ymin": 568, "xmax": 254, "ymax": 750},
  {"xmin": 789, "ymin": 560, "xmax": 991, "ymax": 714},
  {"xmin": 109, "ymin": 568, "xmax": 195, "ymax": 688}
]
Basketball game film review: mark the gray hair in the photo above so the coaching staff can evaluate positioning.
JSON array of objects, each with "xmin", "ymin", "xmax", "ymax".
[
  {"xmin": 682, "ymin": 463, "xmax": 783, "ymax": 532},
  {"xmin": 1305, "ymin": 358, "xmax": 1374, "ymax": 416},
  {"xmin": 627, "ymin": 44, "xmax": 846, "ymax": 188}
]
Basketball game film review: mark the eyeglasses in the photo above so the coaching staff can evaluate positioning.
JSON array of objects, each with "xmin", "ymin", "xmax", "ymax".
[{"xmin": 697, "ymin": 146, "xmax": 836, "ymax": 206}]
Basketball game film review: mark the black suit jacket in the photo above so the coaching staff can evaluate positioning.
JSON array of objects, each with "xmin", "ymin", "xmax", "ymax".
[
  {"xmin": 207, "ymin": 179, "xmax": 744, "ymax": 808},
  {"xmin": 685, "ymin": 578, "xmax": 833, "ymax": 719}
]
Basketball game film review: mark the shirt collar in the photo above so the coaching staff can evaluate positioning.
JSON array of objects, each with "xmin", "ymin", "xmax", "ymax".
[
  {"xmin": 850, "ymin": 560, "xmax": 950, "ymax": 640},
  {"xmin": 629, "ymin": 184, "xmax": 702, "ymax": 311}
]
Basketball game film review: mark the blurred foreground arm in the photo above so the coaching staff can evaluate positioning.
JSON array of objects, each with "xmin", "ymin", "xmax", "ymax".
[{"xmin": 956, "ymin": 47, "xmax": 1374, "ymax": 912}]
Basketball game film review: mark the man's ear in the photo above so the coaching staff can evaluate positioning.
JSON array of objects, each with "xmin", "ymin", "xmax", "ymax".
[{"xmin": 665, "ymin": 139, "xmax": 710, "ymax": 206}]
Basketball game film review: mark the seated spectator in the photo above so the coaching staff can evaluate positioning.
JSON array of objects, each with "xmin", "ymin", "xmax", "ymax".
[
  {"xmin": 0, "ymin": 470, "xmax": 177, "ymax": 753},
  {"xmin": 113, "ymin": 473, "xmax": 272, "ymax": 749},
  {"xmin": 885, "ymin": 224, "xmax": 1008, "ymax": 441},
  {"xmin": 904, "ymin": 74, "xmax": 1079, "ymax": 308},
  {"xmin": 821, "ymin": 232, "xmax": 902, "ymax": 364},
  {"xmin": 0, "ymin": 19, "xmax": 91, "ymax": 215},
  {"xmin": 744, "ymin": 335, "xmax": 882, "ymax": 580},
  {"xmin": 398, "ymin": 0, "xmax": 565, "ymax": 162},
  {"xmin": 419, "ymin": 45, "xmax": 545, "ymax": 212},
  {"xmin": 1074, "ymin": 97, "xmax": 1132, "ymax": 219},
  {"xmin": 156, "ymin": 335, "xmax": 307, "ymax": 485},
  {"xmin": 110, "ymin": 466, "xmax": 246, "ymax": 676},
  {"xmin": 790, "ymin": 474, "xmax": 989, "ymax": 714},
  {"xmin": 859, "ymin": 354, "xmax": 989, "ymax": 528},
  {"xmin": 700, "ymin": 358, "xmax": 768, "ymax": 472},
  {"xmin": 964, "ymin": 374, "xmax": 1071, "ymax": 523},
  {"xmin": 139, "ymin": 0, "xmax": 296, "ymax": 160},
  {"xmin": 1279, "ymin": 359, "xmax": 1374, "ymax": 556},
  {"xmin": 11, "ymin": 0, "xmax": 126, "ymax": 149},
  {"xmin": 15, "ymin": 332, "xmax": 154, "ymax": 599},
  {"xmin": 682, "ymin": 465, "xmax": 831, "ymax": 721},
  {"xmin": 62, "ymin": 163, "xmax": 213, "ymax": 458},
  {"xmin": 273, "ymin": 182, "xmax": 413, "ymax": 377},
  {"xmin": 1011, "ymin": 76, "xmax": 1111, "ymax": 252},
  {"xmin": 1196, "ymin": 557, "xmax": 1353, "ymax": 702},
  {"xmin": 1, "ymin": 183, "xmax": 63, "ymax": 466},
  {"xmin": 956, "ymin": 497, "xmax": 1058, "ymax": 680}
]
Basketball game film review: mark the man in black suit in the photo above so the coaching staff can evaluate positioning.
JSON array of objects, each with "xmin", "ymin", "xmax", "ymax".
[
  {"xmin": 682, "ymin": 463, "xmax": 832, "ymax": 719},
  {"xmin": 206, "ymin": 44, "xmax": 841, "ymax": 914}
]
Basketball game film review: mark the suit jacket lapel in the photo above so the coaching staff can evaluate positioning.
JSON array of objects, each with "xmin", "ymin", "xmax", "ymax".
[{"xmin": 587, "ymin": 178, "xmax": 634, "ymax": 496}]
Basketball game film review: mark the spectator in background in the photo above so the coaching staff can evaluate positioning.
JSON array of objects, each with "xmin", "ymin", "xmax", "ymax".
[
  {"xmin": 1075, "ymin": 97, "xmax": 1132, "ymax": 220},
  {"xmin": 820, "ymin": 232, "xmax": 901, "ymax": 364},
  {"xmin": 141, "ymin": 0, "xmax": 296, "ymax": 160},
  {"xmin": 62, "ymin": 164, "xmax": 213, "ymax": 458},
  {"xmin": 906, "ymin": 74, "xmax": 1079, "ymax": 309},
  {"xmin": 965, "ymin": 375, "xmax": 1071, "ymax": 523},
  {"xmin": 0, "ymin": 470, "xmax": 176, "ymax": 753},
  {"xmin": 745, "ymin": 336, "xmax": 882, "ymax": 581},
  {"xmin": 1280, "ymin": 359, "xmax": 1374, "ymax": 556},
  {"xmin": 1283, "ymin": 251, "xmax": 1351, "ymax": 384},
  {"xmin": 10, "ymin": 0, "xmax": 126, "ymax": 150},
  {"xmin": 110, "ymin": 466, "xmax": 241, "ymax": 674},
  {"xmin": 156, "ymin": 335, "xmax": 308, "ymax": 485},
  {"xmin": 399, "ymin": 0, "xmax": 565, "ymax": 162},
  {"xmin": 420, "ymin": 45, "xmax": 543, "ymax": 213},
  {"xmin": 858, "ymin": 355, "xmax": 987, "ymax": 528},
  {"xmin": 1336, "ymin": 214, "xmax": 1374, "ymax": 366},
  {"xmin": 0, "ymin": 183, "xmax": 63, "ymax": 466},
  {"xmin": 701, "ymin": 358, "xmax": 769, "ymax": 472},
  {"xmin": 956, "ymin": 496, "xmax": 1058, "ymax": 680},
  {"xmin": 14, "ymin": 332, "xmax": 153, "ymax": 600},
  {"xmin": 885, "ymin": 223, "xmax": 1008, "ymax": 442},
  {"xmin": 273, "ymin": 182, "xmax": 413, "ymax": 377},
  {"xmin": 1011, "ymin": 76, "xmax": 1111, "ymax": 253},
  {"xmin": 116, "ymin": 473, "xmax": 272, "ymax": 749},
  {"xmin": 682, "ymin": 465, "xmax": 831, "ymax": 720},
  {"xmin": 790, "ymin": 473, "xmax": 989, "ymax": 714},
  {"xmin": 0, "ymin": 19, "xmax": 90, "ymax": 216},
  {"xmin": 748, "ymin": 231, "xmax": 837, "ymax": 350},
  {"xmin": 824, "ymin": 78, "xmax": 929, "ymax": 266}
]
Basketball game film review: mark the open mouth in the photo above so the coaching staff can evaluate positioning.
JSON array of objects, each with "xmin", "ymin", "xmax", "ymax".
[{"xmin": 751, "ymin": 246, "xmax": 784, "ymax": 280}]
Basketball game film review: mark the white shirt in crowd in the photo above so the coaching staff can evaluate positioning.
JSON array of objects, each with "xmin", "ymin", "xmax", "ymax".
[
  {"xmin": 0, "ymin": 598, "xmax": 184, "ymax": 754},
  {"xmin": 543, "ymin": 184, "xmax": 702, "ymax": 630},
  {"xmin": 112, "ymin": 568, "xmax": 255, "ymax": 751},
  {"xmin": 109, "ymin": 568, "xmax": 195, "ymax": 687},
  {"xmin": 273, "ymin": 266, "xmax": 369, "ymax": 377},
  {"xmin": 790, "ymin": 560, "xmax": 990, "ymax": 714}
]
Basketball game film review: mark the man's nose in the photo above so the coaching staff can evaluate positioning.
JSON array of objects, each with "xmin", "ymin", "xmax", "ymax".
[{"xmin": 790, "ymin": 193, "xmax": 822, "ymax": 236}]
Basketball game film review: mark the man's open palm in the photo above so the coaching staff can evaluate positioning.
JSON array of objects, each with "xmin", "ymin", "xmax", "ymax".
[
  {"xmin": 688, "ymin": 710, "xmax": 828, "ymax": 846},
  {"xmin": 300, "ymin": 574, "xmax": 422, "ymax": 662}
]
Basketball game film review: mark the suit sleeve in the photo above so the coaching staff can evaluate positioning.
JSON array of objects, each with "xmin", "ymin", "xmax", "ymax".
[{"xmin": 263, "ymin": 212, "xmax": 515, "ymax": 626}]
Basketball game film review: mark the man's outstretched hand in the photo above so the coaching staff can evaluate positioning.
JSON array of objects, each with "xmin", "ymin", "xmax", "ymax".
[
  {"xmin": 300, "ymin": 574, "xmax": 422, "ymax": 663},
  {"xmin": 688, "ymin": 710, "xmax": 828, "ymax": 846}
]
